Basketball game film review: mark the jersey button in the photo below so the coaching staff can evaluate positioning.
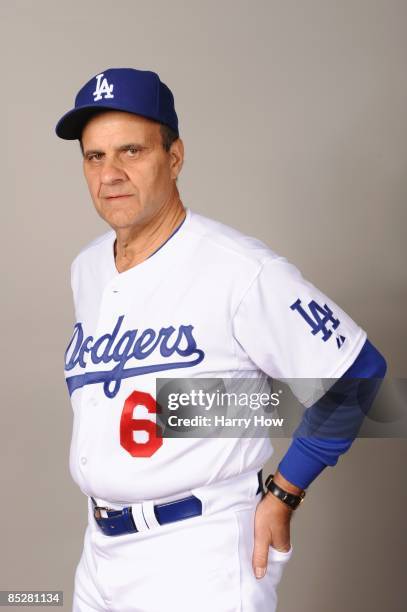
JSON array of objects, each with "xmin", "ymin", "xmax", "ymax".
[
  {"xmin": 89, "ymin": 397, "xmax": 98, "ymax": 406},
  {"xmin": 80, "ymin": 456, "xmax": 87, "ymax": 465}
]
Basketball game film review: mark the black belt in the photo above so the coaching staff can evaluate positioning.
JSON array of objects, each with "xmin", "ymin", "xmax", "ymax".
[{"xmin": 91, "ymin": 470, "xmax": 264, "ymax": 537}]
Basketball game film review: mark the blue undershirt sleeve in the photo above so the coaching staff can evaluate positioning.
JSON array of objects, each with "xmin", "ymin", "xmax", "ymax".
[{"xmin": 277, "ymin": 338, "xmax": 387, "ymax": 489}]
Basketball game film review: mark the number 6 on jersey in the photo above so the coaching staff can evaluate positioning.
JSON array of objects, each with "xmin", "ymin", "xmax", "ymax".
[{"xmin": 120, "ymin": 390, "xmax": 163, "ymax": 457}]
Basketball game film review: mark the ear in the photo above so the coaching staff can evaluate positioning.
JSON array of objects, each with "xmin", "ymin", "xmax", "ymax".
[{"xmin": 169, "ymin": 138, "xmax": 184, "ymax": 180}]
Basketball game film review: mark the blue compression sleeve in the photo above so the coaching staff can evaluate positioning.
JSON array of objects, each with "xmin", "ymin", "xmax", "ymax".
[{"xmin": 277, "ymin": 338, "xmax": 387, "ymax": 489}]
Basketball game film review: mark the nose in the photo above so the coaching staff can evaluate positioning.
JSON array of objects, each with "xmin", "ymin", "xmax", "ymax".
[{"xmin": 100, "ymin": 157, "xmax": 127, "ymax": 185}]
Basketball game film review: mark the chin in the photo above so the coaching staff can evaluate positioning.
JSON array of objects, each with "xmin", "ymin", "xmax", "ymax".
[{"xmin": 98, "ymin": 205, "xmax": 143, "ymax": 227}]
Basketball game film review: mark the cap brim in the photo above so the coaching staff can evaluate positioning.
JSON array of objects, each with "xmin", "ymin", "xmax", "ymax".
[
  {"xmin": 55, "ymin": 104, "xmax": 178, "ymax": 140},
  {"xmin": 55, "ymin": 105, "xmax": 124, "ymax": 140}
]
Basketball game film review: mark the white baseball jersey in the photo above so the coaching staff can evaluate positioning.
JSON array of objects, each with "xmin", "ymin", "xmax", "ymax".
[{"xmin": 64, "ymin": 208, "xmax": 367, "ymax": 504}]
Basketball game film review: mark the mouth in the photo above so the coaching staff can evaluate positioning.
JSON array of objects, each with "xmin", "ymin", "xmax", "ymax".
[{"xmin": 104, "ymin": 194, "xmax": 133, "ymax": 200}]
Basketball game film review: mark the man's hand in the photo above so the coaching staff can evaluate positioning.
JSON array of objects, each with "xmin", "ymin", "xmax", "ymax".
[{"xmin": 252, "ymin": 471, "xmax": 303, "ymax": 579}]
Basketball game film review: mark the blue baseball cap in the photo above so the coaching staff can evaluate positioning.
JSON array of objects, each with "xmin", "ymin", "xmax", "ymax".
[{"xmin": 55, "ymin": 68, "xmax": 179, "ymax": 140}]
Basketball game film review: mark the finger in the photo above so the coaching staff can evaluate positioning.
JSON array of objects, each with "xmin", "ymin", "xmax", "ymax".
[
  {"xmin": 252, "ymin": 529, "xmax": 270, "ymax": 579},
  {"xmin": 270, "ymin": 529, "xmax": 291, "ymax": 552}
]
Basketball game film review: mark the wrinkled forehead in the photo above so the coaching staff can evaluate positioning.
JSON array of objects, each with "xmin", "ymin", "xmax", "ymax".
[{"xmin": 81, "ymin": 110, "xmax": 162, "ymax": 146}]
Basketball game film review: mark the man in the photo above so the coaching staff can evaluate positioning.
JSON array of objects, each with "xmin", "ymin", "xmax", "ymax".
[{"xmin": 56, "ymin": 68, "xmax": 386, "ymax": 612}]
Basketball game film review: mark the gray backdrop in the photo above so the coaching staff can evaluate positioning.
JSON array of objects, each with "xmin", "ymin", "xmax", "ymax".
[{"xmin": 1, "ymin": 1, "xmax": 406, "ymax": 610}]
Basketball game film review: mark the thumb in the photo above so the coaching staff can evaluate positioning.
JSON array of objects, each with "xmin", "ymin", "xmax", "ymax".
[{"xmin": 252, "ymin": 527, "xmax": 270, "ymax": 579}]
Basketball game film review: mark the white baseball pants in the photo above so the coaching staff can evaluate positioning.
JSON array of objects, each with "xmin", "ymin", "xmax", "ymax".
[{"xmin": 72, "ymin": 470, "xmax": 293, "ymax": 612}]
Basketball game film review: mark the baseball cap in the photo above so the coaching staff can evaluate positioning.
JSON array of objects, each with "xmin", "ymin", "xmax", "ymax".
[{"xmin": 55, "ymin": 68, "xmax": 179, "ymax": 140}]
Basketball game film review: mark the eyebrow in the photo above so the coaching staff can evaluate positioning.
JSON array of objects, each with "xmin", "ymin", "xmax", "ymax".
[{"xmin": 83, "ymin": 143, "xmax": 147, "ymax": 157}]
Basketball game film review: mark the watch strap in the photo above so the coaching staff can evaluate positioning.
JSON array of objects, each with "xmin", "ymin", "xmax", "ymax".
[{"xmin": 265, "ymin": 474, "xmax": 306, "ymax": 510}]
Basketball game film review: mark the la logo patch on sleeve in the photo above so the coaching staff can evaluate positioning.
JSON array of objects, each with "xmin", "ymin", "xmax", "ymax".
[{"xmin": 290, "ymin": 298, "xmax": 346, "ymax": 348}]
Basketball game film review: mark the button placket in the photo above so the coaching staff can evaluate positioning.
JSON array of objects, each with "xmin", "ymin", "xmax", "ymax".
[
  {"xmin": 88, "ymin": 279, "xmax": 125, "ymax": 352},
  {"xmin": 76, "ymin": 279, "xmax": 128, "ymax": 481}
]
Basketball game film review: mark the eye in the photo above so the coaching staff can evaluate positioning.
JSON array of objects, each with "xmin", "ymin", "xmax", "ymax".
[
  {"xmin": 126, "ymin": 146, "xmax": 141, "ymax": 157},
  {"xmin": 86, "ymin": 152, "xmax": 104, "ymax": 162}
]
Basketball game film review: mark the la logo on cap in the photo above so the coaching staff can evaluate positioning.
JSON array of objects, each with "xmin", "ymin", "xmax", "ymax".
[{"xmin": 93, "ymin": 73, "xmax": 114, "ymax": 101}]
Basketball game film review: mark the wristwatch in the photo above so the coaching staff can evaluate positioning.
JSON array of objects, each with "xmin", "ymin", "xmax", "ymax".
[{"xmin": 265, "ymin": 474, "xmax": 306, "ymax": 510}]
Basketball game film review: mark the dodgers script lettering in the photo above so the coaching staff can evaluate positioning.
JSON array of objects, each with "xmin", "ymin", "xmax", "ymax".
[{"xmin": 64, "ymin": 315, "xmax": 205, "ymax": 398}]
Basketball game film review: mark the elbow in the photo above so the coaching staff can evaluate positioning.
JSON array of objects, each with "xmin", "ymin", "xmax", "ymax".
[{"xmin": 343, "ymin": 338, "xmax": 387, "ymax": 379}]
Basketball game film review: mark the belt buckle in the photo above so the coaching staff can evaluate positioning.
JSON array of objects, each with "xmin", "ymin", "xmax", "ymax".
[{"xmin": 94, "ymin": 505, "xmax": 109, "ymax": 520}]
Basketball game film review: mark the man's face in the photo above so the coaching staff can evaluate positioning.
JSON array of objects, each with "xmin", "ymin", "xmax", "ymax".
[{"xmin": 81, "ymin": 111, "xmax": 183, "ymax": 230}]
